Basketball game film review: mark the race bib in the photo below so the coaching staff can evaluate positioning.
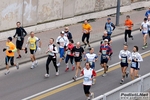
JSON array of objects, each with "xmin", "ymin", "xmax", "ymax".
[
  {"xmin": 83, "ymin": 29, "xmax": 88, "ymax": 33},
  {"xmin": 75, "ymin": 52, "xmax": 79, "ymax": 57},
  {"xmin": 121, "ymin": 58, "xmax": 126, "ymax": 63},
  {"xmin": 30, "ymin": 44, "xmax": 34, "ymax": 48},
  {"xmin": 60, "ymin": 42, "xmax": 64, "ymax": 46},
  {"xmin": 126, "ymin": 26, "xmax": 129, "ymax": 30},
  {"xmin": 84, "ymin": 77, "xmax": 89, "ymax": 82},
  {"xmin": 17, "ymin": 36, "xmax": 21, "ymax": 41},
  {"xmin": 102, "ymin": 50, "xmax": 106, "ymax": 55},
  {"xmin": 89, "ymin": 61, "xmax": 93, "ymax": 66},
  {"xmin": 102, "ymin": 56, "xmax": 106, "ymax": 59},
  {"xmin": 131, "ymin": 62, "xmax": 136, "ymax": 68},
  {"xmin": 67, "ymin": 50, "xmax": 71, "ymax": 55},
  {"xmin": 107, "ymin": 27, "xmax": 111, "ymax": 32}
]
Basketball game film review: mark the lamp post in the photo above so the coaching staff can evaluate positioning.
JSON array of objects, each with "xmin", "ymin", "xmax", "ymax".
[{"xmin": 116, "ymin": 0, "xmax": 120, "ymax": 26}]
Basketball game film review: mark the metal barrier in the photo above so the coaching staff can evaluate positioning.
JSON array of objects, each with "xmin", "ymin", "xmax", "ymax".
[{"xmin": 93, "ymin": 72, "xmax": 150, "ymax": 100}]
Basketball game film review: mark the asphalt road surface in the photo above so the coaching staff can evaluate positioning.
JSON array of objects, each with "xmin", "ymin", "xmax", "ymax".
[{"xmin": 0, "ymin": 30, "xmax": 150, "ymax": 100}]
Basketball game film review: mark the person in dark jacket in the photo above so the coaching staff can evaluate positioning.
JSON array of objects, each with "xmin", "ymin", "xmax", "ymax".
[
  {"xmin": 13, "ymin": 22, "xmax": 27, "ymax": 58},
  {"xmin": 104, "ymin": 18, "xmax": 115, "ymax": 37},
  {"xmin": 64, "ymin": 27, "xmax": 73, "ymax": 40}
]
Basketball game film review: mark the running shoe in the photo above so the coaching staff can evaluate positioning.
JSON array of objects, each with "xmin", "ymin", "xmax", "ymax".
[
  {"xmin": 25, "ymin": 48, "xmax": 28, "ymax": 53},
  {"xmin": 145, "ymin": 43, "xmax": 148, "ymax": 48},
  {"xmin": 142, "ymin": 46, "xmax": 145, "ymax": 50},
  {"xmin": 30, "ymin": 65, "xmax": 34, "ymax": 69},
  {"xmin": 57, "ymin": 63, "xmax": 60, "ymax": 67},
  {"xmin": 88, "ymin": 45, "xmax": 91, "ymax": 48},
  {"xmin": 126, "ymin": 71, "xmax": 129, "ymax": 78},
  {"xmin": 72, "ymin": 66, "xmax": 75, "ymax": 71},
  {"xmin": 102, "ymin": 73, "xmax": 107, "ymax": 77},
  {"xmin": 120, "ymin": 79, "xmax": 124, "ymax": 84},
  {"xmin": 16, "ymin": 55, "xmax": 21, "ymax": 59},
  {"xmin": 132, "ymin": 37, "xmax": 134, "ymax": 40},
  {"xmin": 92, "ymin": 79, "xmax": 96, "ymax": 85},
  {"xmin": 5, "ymin": 70, "xmax": 10, "ymax": 75},
  {"xmin": 16, "ymin": 63, "xmax": 19, "ymax": 69},
  {"xmin": 90, "ymin": 92, "xmax": 94, "ymax": 99},
  {"xmin": 56, "ymin": 70, "xmax": 59, "ymax": 76},
  {"xmin": 124, "ymin": 42, "xmax": 127, "ymax": 45},
  {"xmin": 72, "ymin": 76, "xmax": 77, "ymax": 81},
  {"xmin": 45, "ymin": 74, "xmax": 50, "ymax": 78},
  {"xmin": 65, "ymin": 67, "xmax": 69, "ymax": 72}
]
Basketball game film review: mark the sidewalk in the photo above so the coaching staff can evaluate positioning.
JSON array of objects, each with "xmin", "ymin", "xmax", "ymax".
[{"xmin": 0, "ymin": 9, "xmax": 147, "ymax": 70}]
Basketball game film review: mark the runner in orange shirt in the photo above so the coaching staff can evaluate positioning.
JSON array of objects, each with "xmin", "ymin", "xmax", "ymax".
[
  {"xmin": 3, "ymin": 37, "xmax": 19, "ymax": 75},
  {"xmin": 82, "ymin": 19, "xmax": 92, "ymax": 48},
  {"xmin": 124, "ymin": 15, "xmax": 134, "ymax": 44}
]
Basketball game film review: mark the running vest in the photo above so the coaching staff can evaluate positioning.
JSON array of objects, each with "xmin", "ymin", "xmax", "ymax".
[
  {"xmin": 29, "ymin": 37, "xmax": 37, "ymax": 50},
  {"xmin": 106, "ymin": 22, "xmax": 113, "ymax": 34},
  {"xmin": 85, "ymin": 53, "xmax": 97, "ymax": 65},
  {"xmin": 119, "ymin": 50, "xmax": 131, "ymax": 64},
  {"xmin": 141, "ymin": 22, "xmax": 150, "ymax": 33}
]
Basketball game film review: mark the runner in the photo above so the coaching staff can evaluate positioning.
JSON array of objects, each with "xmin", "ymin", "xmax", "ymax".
[
  {"xmin": 148, "ymin": 16, "xmax": 150, "ymax": 38},
  {"xmin": 99, "ymin": 39, "xmax": 113, "ymax": 77},
  {"xmin": 72, "ymin": 42, "xmax": 84, "ymax": 81},
  {"xmin": 84, "ymin": 47, "xmax": 98, "ymax": 84},
  {"xmin": 13, "ymin": 22, "xmax": 27, "ymax": 58},
  {"xmin": 65, "ymin": 39, "xmax": 75, "ymax": 72},
  {"xmin": 130, "ymin": 46, "xmax": 143, "ymax": 80},
  {"xmin": 145, "ymin": 7, "xmax": 150, "ymax": 18},
  {"xmin": 104, "ymin": 18, "xmax": 115, "ymax": 37},
  {"xmin": 3, "ymin": 37, "xmax": 19, "ymax": 75},
  {"xmin": 64, "ymin": 27, "xmax": 73, "ymax": 40},
  {"xmin": 119, "ymin": 44, "xmax": 131, "ymax": 84},
  {"xmin": 45, "ymin": 38, "xmax": 59, "ymax": 77},
  {"xmin": 25, "ymin": 31, "xmax": 41, "ymax": 69},
  {"xmin": 100, "ymin": 31, "xmax": 112, "ymax": 45},
  {"xmin": 80, "ymin": 62, "xmax": 96, "ymax": 100},
  {"xmin": 56, "ymin": 31, "xmax": 69, "ymax": 67},
  {"xmin": 124, "ymin": 15, "xmax": 134, "ymax": 44},
  {"xmin": 82, "ymin": 19, "xmax": 92, "ymax": 48},
  {"xmin": 140, "ymin": 18, "xmax": 150, "ymax": 50}
]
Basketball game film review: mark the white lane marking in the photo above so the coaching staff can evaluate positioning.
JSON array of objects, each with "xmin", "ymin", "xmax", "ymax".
[{"xmin": 22, "ymin": 50, "xmax": 150, "ymax": 100}]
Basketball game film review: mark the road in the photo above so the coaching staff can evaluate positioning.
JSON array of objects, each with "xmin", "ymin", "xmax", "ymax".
[{"xmin": 0, "ymin": 30, "xmax": 150, "ymax": 100}]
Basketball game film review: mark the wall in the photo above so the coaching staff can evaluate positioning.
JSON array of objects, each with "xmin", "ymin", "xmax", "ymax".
[{"xmin": 0, "ymin": 0, "xmax": 150, "ymax": 40}]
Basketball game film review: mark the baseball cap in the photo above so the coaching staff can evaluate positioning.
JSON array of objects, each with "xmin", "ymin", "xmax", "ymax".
[
  {"xmin": 8, "ymin": 37, "xmax": 12, "ymax": 41},
  {"xmin": 107, "ymin": 18, "xmax": 111, "ymax": 20},
  {"xmin": 104, "ymin": 39, "xmax": 108, "ymax": 42},
  {"xmin": 60, "ymin": 31, "xmax": 65, "ymax": 34}
]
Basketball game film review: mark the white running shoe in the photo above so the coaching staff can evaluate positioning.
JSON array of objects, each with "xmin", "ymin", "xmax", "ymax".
[
  {"xmin": 57, "ymin": 63, "xmax": 60, "ymax": 67},
  {"xmin": 45, "ymin": 74, "xmax": 50, "ymax": 78},
  {"xmin": 5, "ymin": 70, "xmax": 10, "ymax": 75},
  {"xmin": 102, "ymin": 73, "xmax": 107, "ymax": 77},
  {"xmin": 16, "ymin": 63, "xmax": 19, "ymax": 69},
  {"xmin": 30, "ymin": 65, "xmax": 34, "ymax": 69},
  {"xmin": 90, "ymin": 92, "xmax": 94, "ymax": 99},
  {"xmin": 56, "ymin": 70, "xmax": 59, "ymax": 76}
]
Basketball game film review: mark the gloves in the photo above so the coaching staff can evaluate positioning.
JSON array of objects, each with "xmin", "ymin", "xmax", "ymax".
[
  {"xmin": 25, "ymin": 47, "xmax": 28, "ymax": 53},
  {"xmin": 57, "ymin": 42, "xmax": 60, "ymax": 45},
  {"xmin": 8, "ymin": 50, "xmax": 12, "ymax": 53},
  {"xmin": 3, "ymin": 48, "xmax": 6, "ymax": 52},
  {"xmin": 13, "ymin": 35, "xmax": 15, "ymax": 38},
  {"xmin": 140, "ymin": 29, "xmax": 141, "ymax": 31},
  {"xmin": 37, "ymin": 47, "xmax": 41, "ymax": 51}
]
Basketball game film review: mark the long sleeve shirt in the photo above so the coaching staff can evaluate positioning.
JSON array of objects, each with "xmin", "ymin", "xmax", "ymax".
[{"xmin": 14, "ymin": 27, "xmax": 27, "ymax": 38}]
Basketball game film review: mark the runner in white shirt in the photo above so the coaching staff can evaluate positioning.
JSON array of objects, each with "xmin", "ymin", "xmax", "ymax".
[
  {"xmin": 130, "ymin": 46, "xmax": 143, "ymax": 80},
  {"xmin": 84, "ymin": 47, "xmax": 98, "ymax": 84},
  {"xmin": 119, "ymin": 44, "xmax": 131, "ymax": 84},
  {"xmin": 80, "ymin": 62, "xmax": 96, "ymax": 100},
  {"xmin": 45, "ymin": 38, "xmax": 59, "ymax": 77},
  {"xmin": 140, "ymin": 18, "xmax": 150, "ymax": 50},
  {"xmin": 56, "ymin": 31, "xmax": 69, "ymax": 66}
]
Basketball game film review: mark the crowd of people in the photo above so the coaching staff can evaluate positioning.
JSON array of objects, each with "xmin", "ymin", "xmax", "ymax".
[{"xmin": 2, "ymin": 8, "xmax": 150, "ymax": 100}]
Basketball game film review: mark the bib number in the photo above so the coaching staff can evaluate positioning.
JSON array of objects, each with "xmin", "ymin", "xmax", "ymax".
[
  {"xmin": 131, "ymin": 62, "xmax": 136, "ymax": 68},
  {"xmin": 75, "ymin": 52, "xmax": 79, "ymax": 57},
  {"xmin": 84, "ymin": 77, "xmax": 89, "ymax": 82},
  {"xmin": 121, "ymin": 58, "xmax": 126, "ymax": 63},
  {"xmin": 60, "ymin": 42, "xmax": 64, "ymax": 46},
  {"xmin": 30, "ymin": 44, "xmax": 34, "ymax": 48},
  {"xmin": 107, "ymin": 27, "xmax": 111, "ymax": 32},
  {"xmin": 102, "ymin": 50, "xmax": 106, "ymax": 55},
  {"xmin": 17, "ymin": 37, "xmax": 21, "ymax": 41},
  {"xmin": 89, "ymin": 61, "xmax": 93, "ymax": 66},
  {"xmin": 67, "ymin": 50, "xmax": 71, "ymax": 55}
]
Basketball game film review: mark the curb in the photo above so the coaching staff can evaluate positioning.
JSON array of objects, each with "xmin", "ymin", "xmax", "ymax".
[{"xmin": 0, "ymin": 27, "xmax": 139, "ymax": 71}]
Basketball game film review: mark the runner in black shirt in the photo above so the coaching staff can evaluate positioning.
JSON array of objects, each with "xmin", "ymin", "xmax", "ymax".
[
  {"xmin": 101, "ymin": 31, "xmax": 112, "ymax": 45},
  {"xmin": 72, "ymin": 42, "xmax": 84, "ymax": 81},
  {"xmin": 13, "ymin": 22, "xmax": 27, "ymax": 58}
]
